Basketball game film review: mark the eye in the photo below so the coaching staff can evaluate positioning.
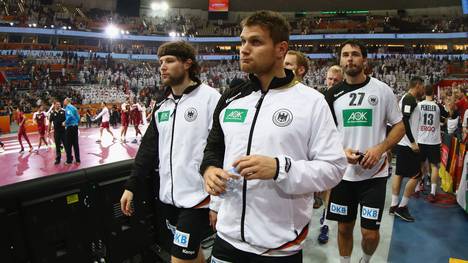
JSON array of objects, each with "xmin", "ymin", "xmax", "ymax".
[{"xmin": 251, "ymin": 39, "xmax": 261, "ymax": 45}]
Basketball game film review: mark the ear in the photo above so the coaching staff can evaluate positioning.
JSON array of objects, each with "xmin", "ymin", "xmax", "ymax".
[
  {"xmin": 277, "ymin": 41, "xmax": 289, "ymax": 59},
  {"xmin": 298, "ymin": 66, "xmax": 306, "ymax": 77},
  {"xmin": 184, "ymin": 59, "xmax": 192, "ymax": 70}
]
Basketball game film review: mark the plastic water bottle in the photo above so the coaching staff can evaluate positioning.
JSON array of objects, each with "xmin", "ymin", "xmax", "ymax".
[{"xmin": 219, "ymin": 167, "xmax": 242, "ymax": 199}]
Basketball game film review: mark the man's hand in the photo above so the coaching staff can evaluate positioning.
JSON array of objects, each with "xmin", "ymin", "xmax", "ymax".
[
  {"xmin": 203, "ymin": 166, "xmax": 232, "ymax": 196},
  {"xmin": 344, "ymin": 148, "xmax": 360, "ymax": 165},
  {"xmin": 209, "ymin": 210, "xmax": 218, "ymax": 231},
  {"xmin": 233, "ymin": 155, "xmax": 277, "ymax": 180},
  {"xmin": 361, "ymin": 144, "xmax": 385, "ymax": 169},
  {"xmin": 410, "ymin": 142, "xmax": 420, "ymax": 153},
  {"xmin": 120, "ymin": 190, "xmax": 134, "ymax": 216}
]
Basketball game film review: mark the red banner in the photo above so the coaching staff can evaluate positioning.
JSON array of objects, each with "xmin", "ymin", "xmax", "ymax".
[
  {"xmin": 209, "ymin": 0, "xmax": 229, "ymax": 12},
  {"xmin": 441, "ymin": 143, "xmax": 450, "ymax": 167}
]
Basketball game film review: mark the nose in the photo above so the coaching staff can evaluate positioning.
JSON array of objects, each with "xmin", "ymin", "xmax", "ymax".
[{"xmin": 240, "ymin": 43, "xmax": 250, "ymax": 56}]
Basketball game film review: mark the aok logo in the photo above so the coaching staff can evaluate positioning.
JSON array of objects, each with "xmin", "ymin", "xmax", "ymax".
[
  {"xmin": 158, "ymin": 110, "xmax": 171, "ymax": 122},
  {"xmin": 343, "ymin": 109, "xmax": 373, "ymax": 127},
  {"xmin": 224, "ymin": 109, "xmax": 248, "ymax": 123}
]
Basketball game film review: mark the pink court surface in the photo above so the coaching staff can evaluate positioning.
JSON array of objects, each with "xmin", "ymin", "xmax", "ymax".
[{"xmin": 0, "ymin": 127, "xmax": 141, "ymax": 188}]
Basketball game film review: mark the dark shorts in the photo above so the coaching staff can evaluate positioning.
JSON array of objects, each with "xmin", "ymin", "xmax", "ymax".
[
  {"xmin": 162, "ymin": 203, "xmax": 211, "ymax": 260},
  {"xmin": 419, "ymin": 143, "xmax": 441, "ymax": 165},
  {"xmin": 395, "ymin": 145, "xmax": 421, "ymax": 177},
  {"xmin": 326, "ymin": 177, "xmax": 387, "ymax": 230},
  {"xmin": 211, "ymin": 235, "xmax": 302, "ymax": 263},
  {"xmin": 101, "ymin": 121, "xmax": 110, "ymax": 128}
]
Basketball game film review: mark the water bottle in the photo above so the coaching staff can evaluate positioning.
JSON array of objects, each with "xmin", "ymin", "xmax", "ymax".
[{"xmin": 219, "ymin": 167, "xmax": 242, "ymax": 199}]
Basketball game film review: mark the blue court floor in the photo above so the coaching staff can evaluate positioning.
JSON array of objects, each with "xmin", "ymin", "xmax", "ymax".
[{"xmin": 303, "ymin": 177, "xmax": 468, "ymax": 263}]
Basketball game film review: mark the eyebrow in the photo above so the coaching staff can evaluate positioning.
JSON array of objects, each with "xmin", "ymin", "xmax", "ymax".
[{"xmin": 240, "ymin": 35, "xmax": 263, "ymax": 41}]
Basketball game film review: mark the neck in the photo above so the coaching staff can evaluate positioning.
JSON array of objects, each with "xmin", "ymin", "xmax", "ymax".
[
  {"xmin": 409, "ymin": 89, "xmax": 418, "ymax": 97},
  {"xmin": 171, "ymin": 76, "xmax": 193, "ymax": 96},
  {"xmin": 256, "ymin": 64, "xmax": 286, "ymax": 92},
  {"xmin": 345, "ymin": 72, "xmax": 367, "ymax": 85},
  {"xmin": 426, "ymin": 95, "xmax": 433, "ymax": 101}
]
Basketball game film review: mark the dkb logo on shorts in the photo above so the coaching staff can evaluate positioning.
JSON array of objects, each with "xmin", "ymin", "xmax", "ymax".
[
  {"xmin": 343, "ymin": 109, "xmax": 373, "ymax": 127},
  {"xmin": 361, "ymin": 206, "xmax": 379, "ymax": 220},
  {"xmin": 330, "ymin": 202, "xmax": 348, "ymax": 215},
  {"xmin": 173, "ymin": 229, "xmax": 190, "ymax": 248}
]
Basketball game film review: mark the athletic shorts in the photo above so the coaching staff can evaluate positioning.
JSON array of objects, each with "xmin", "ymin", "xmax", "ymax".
[
  {"xmin": 100, "ymin": 121, "xmax": 110, "ymax": 128},
  {"xmin": 162, "ymin": 203, "xmax": 211, "ymax": 260},
  {"xmin": 38, "ymin": 126, "xmax": 46, "ymax": 136},
  {"xmin": 326, "ymin": 177, "xmax": 387, "ymax": 230},
  {"xmin": 211, "ymin": 235, "xmax": 302, "ymax": 263},
  {"xmin": 419, "ymin": 143, "xmax": 441, "ymax": 165},
  {"xmin": 121, "ymin": 117, "xmax": 128, "ymax": 127},
  {"xmin": 395, "ymin": 145, "xmax": 421, "ymax": 177}
]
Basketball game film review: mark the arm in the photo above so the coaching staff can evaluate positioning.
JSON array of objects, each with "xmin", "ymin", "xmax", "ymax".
[
  {"xmin": 32, "ymin": 112, "xmax": 37, "ymax": 125},
  {"xmin": 94, "ymin": 109, "xmax": 105, "ymax": 120},
  {"xmin": 401, "ymin": 95, "xmax": 417, "ymax": 143},
  {"xmin": 200, "ymin": 94, "xmax": 227, "ymax": 175},
  {"xmin": 200, "ymin": 88, "xmax": 239, "ymax": 209},
  {"xmin": 121, "ymin": 105, "xmax": 160, "ymax": 216},
  {"xmin": 273, "ymin": 98, "xmax": 347, "ymax": 195},
  {"xmin": 48, "ymin": 114, "xmax": 54, "ymax": 133}
]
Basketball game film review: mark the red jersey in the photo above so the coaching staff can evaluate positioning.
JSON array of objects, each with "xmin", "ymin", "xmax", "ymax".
[
  {"xmin": 16, "ymin": 112, "xmax": 25, "ymax": 127},
  {"xmin": 131, "ymin": 105, "xmax": 141, "ymax": 124},
  {"xmin": 35, "ymin": 112, "xmax": 46, "ymax": 128},
  {"xmin": 456, "ymin": 98, "xmax": 468, "ymax": 121}
]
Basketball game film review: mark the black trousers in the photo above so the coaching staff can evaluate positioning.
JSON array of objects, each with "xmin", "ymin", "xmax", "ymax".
[
  {"xmin": 54, "ymin": 130, "xmax": 66, "ymax": 162},
  {"xmin": 65, "ymin": 126, "xmax": 80, "ymax": 163}
]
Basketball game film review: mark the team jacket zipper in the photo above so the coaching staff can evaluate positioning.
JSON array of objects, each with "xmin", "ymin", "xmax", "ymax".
[
  {"xmin": 241, "ymin": 91, "xmax": 267, "ymax": 242},
  {"xmin": 169, "ymin": 99, "xmax": 179, "ymax": 206}
]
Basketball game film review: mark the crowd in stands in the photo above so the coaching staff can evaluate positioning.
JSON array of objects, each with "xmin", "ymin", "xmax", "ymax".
[
  {"xmin": 0, "ymin": 0, "xmax": 466, "ymax": 37},
  {"xmin": 0, "ymin": 51, "xmax": 464, "ymax": 119}
]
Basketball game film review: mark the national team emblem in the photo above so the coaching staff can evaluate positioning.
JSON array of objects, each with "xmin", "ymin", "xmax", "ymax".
[
  {"xmin": 184, "ymin": 107, "xmax": 198, "ymax": 122},
  {"xmin": 368, "ymin": 95, "xmax": 379, "ymax": 106},
  {"xmin": 273, "ymin": 109, "xmax": 293, "ymax": 127}
]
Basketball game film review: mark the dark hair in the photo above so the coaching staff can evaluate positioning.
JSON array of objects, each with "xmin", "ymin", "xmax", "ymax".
[
  {"xmin": 425, "ymin": 85, "xmax": 434, "ymax": 96},
  {"xmin": 409, "ymin": 76, "xmax": 424, "ymax": 89},
  {"xmin": 287, "ymin": 50, "xmax": 309, "ymax": 75},
  {"xmin": 157, "ymin": 41, "xmax": 200, "ymax": 80},
  {"xmin": 241, "ymin": 10, "xmax": 290, "ymax": 44},
  {"xmin": 338, "ymin": 40, "xmax": 368, "ymax": 59}
]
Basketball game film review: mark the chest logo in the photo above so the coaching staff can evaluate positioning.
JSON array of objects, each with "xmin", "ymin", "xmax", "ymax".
[
  {"xmin": 224, "ymin": 109, "xmax": 248, "ymax": 123},
  {"xmin": 184, "ymin": 107, "xmax": 198, "ymax": 122},
  {"xmin": 273, "ymin": 109, "xmax": 293, "ymax": 127},
  {"xmin": 368, "ymin": 95, "xmax": 379, "ymax": 106},
  {"xmin": 158, "ymin": 111, "xmax": 170, "ymax": 123},
  {"xmin": 343, "ymin": 109, "xmax": 373, "ymax": 127}
]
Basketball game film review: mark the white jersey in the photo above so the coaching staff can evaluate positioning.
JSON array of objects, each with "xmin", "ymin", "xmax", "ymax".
[
  {"xmin": 201, "ymin": 73, "xmax": 347, "ymax": 256},
  {"xmin": 417, "ymin": 100, "xmax": 442, "ymax": 145},
  {"xmin": 397, "ymin": 93, "xmax": 420, "ymax": 147},
  {"xmin": 327, "ymin": 77, "xmax": 402, "ymax": 181},
  {"xmin": 95, "ymin": 107, "xmax": 110, "ymax": 122}
]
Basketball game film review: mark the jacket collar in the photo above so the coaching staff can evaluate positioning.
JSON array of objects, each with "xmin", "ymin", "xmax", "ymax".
[
  {"xmin": 164, "ymin": 78, "xmax": 202, "ymax": 98},
  {"xmin": 248, "ymin": 68, "xmax": 295, "ymax": 92}
]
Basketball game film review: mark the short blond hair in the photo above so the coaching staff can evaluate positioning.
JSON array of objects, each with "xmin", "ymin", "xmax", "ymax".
[{"xmin": 327, "ymin": 65, "xmax": 343, "ymax": 76}]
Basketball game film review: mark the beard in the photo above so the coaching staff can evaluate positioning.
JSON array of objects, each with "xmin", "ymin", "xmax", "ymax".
[
  {"xmin": 344, "ymin": 64, "xmax": 364, "ymax": 77},
  {"xmin": 162, "ymin": 72, "xmax": 185, "ymax": 86}
]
